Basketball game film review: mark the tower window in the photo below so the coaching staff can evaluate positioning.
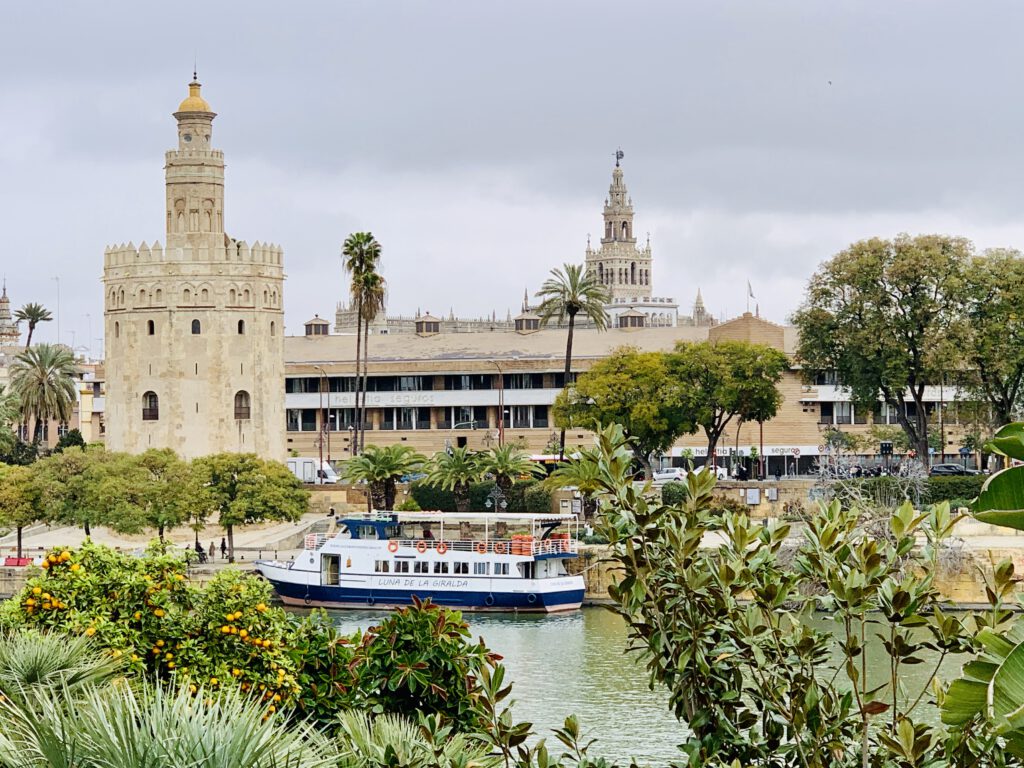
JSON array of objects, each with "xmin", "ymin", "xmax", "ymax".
[
  {"xmin": 147, "ymin": 320, "xmax": 155, "ymax": 336},
  {"xmin": 114, "ymin": 322, "xmax": 120, "ymax": 338},
  {"xmin": 142, "ymin": 391, "xmax": 159, "ymax": 421},
  {"xmin": 237, "ymin": 319, "xmax": 245, "ymax": 335},
  {"xmin": 191, "ymin": 319, "xmax": 201, "ymax": 335},
  {"xmin": 270, "ymin": 321, "xmax": 276, "ymax": 336},
  {"xmin": 234, "ymin": 390, "xmax": 251, "ymax": 420}
]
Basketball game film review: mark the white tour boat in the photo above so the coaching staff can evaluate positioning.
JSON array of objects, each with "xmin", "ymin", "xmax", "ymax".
[{"xmin": 254, "ymin": 511, "xmax": 586, "ymax": 612}]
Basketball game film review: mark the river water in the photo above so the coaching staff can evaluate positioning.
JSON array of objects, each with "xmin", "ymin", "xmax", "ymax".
[{"xmin": 325, "ymin": 607, "xmax": 971, "ymax": 765}]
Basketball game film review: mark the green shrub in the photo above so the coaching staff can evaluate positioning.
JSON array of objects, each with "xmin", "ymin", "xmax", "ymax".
[
  {"xmin": 662, "ymin": 483, "xmax": 748, "ymax": 516},
  {"xmin": 523, "ymin": 484, "xmax": 552, "ymax": 513},
  {"xmin": 409, "ymin": 482, "xmax": 455, "ymax": 512},
  {"xmin": 926, "ymin": 474, "xmax": 985, "ymax": 502},
  {"xmin": 468, "ymin": 481, "xmax": 497, "ymax": 511},
  {"xmin": 394, "ymin": 497, "xmax": 421, "ymax": 511},
  {"xmin": 661, "ymin": 481, "xmax": 686, "ymax": 506},
  {"xmin": 506, "ymin": 479, "xmax": 538, "ymax": 513}
]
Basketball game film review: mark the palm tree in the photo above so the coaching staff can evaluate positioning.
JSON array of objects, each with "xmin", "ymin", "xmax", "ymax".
[
  {"xmin": 342, "ymin": 444, "xmax": 425, "ymax": 510},
  {"xmin": 480, "ymin": 444, "xmax": 541, "ymax": 492},
  {"xmin": 425, "ymin": 447, "xmax": 482, "ymax": 514},
  {"xmin": 354, "ymin": 270, "xmax": 386, "ymax": 454},
  {"xmin": 342, "ymin": 233, "xmax": 383, "ymax": 455},
  {"xmin": 546, "ymin": 448, "xmax": 605, "ymax": 520},
  {"xmin": 9, "ymin": 343, "xmax": 77, "ymax": 445},
  {"xmin": 13, "ymin": 303, "xmax": 52, "ymax": 348},
  {"xmin": 535, "ymin": 264, "xmax": 610, "ymax": 459}
]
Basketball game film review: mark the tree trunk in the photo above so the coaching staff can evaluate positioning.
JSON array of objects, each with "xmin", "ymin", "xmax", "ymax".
[
  {"xmin": 370, "ymin": 481, "xmax": 386, "ymax": 510},
  {"xmin": 384, "ymin": 479, "xmax": 397, "ymax": 510},
  {"xmin": 455, "ymin": 484, "xmax": 470, "ymax": 514},
  {"xmin": 158, "ymin": 524, "xmax": 165, "ymax": 542},
  {"xmin": 353, "ymin": 296, "xmax": 363, "ymax": 456},
  {"xmin": 84, "ymin": 520, "xmax": 91, "ymax": 537},
  {"xmin": 361, "ymin": 320, "xmax": 371, "ymax": 453},
  {"xmin": 559, "ymin": 311, "xmax": 577, "ymax": 460},
  {"xmin": 16, "ymin": 526, "xmax": 22, "ymax": 559},
  {"xmin": 33, "ymin": 417, "xmax": 43, "ymax": 446},
  {"xmin": 24, "ymin": 324, "xmax": 33, "ymax": 349},
  {"xmin": 227, "ymin": 524, "xmax": 235, "ymax": 563},
  {"xmin": 635, "ymin": 450, "xmax": 653, "ymax": 480},
  {"xmin": 706, "ymin": 434, "xmax": 719, "ymax": 472}
]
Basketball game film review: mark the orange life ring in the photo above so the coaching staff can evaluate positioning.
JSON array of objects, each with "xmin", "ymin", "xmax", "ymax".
[
  {"xmin": 475, "ymin": 542, "xmax": 488, "ymax": 554},
  {"xmin": 387, "ymin": 541, "xmax": 399, "ymax": 553},
  {"xmin": 416, "ymin": 541, "xmax": 428, "ymax": 554},
  {"xmin": 493, "ymin": 542, "xmax": 507, "ymax": 555},
  {"xmin": 436, "ymin": 542, "xmax": 448, "ymax": 555}
]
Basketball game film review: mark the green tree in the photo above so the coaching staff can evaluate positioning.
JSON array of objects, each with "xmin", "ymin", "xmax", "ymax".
[
  {"xmin": 9, "ymin": 343, "xmax": 77, "ymax": 445},
  {"xmin": 794, "ymin": 234, "xmax": 970, "ymax": 463},
  {"xmin": 551, "ymin": 348, "xmax": 691, "ymax": 478},
  {"xmin": 0, "ymin": 464, "xmax": 42, "ymax": 558},
  {"xmin": 135, "ymin": 449, "xmax": 206, "ymax": 540},
  {"xmin": 193, "ymin": 454, "xmax": 309, "ymax": 562},
  {"xmin": 546, "ymin": 447, "xmax": 606, "ymax": 519},
  {"xmin": 341, "ymin": 444, "xmax": 425, "ymax": 510},
  {"xmin": 0, "ymin": 384, "xmax": 17, "ymax": 457},
  {"xmin": 342, "ymin": 232, "xmax": 384, "ymax": 455},
  {"xmin": 53, "ymin": 427, "xmax": 86, "ymax": 453},
  {"xmin": 354, "ymin": 270, "xmax": 386, "ymax": 454},
  {"xmin": 958, "ymin": 248, "xmax": 1024, "ymax": 427},
  {"xmin": 668, "ymin": 340, "xmax": 788, "ymax": 466},
  {"xmin": 478, "ymin": 444, "xmax": 541, "ymax": 492},
  {"xmin": 424, "ymin": 447, "xmax": 482, "ymax": 514},
  {"xmin": 13, "ymin": 302, "xmax": 52, "ymax": 348},
  {"xmin": 34, "ymin": 446, "xmax": 109, "ymax": 535},
  {"xmin": 534, "ymin": 263, "xmax": 610, "ymax": 459}
]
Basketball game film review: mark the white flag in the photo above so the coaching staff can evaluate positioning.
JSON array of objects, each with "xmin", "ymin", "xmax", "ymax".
[{"xmin": 747, "ymin": 281, "xmax": 755, "ymax": 299}]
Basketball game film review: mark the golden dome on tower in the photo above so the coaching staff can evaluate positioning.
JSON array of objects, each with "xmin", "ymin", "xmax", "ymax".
[{"xmin": 176, "ymin": 76, "xmax": 212, "ymax": 113}]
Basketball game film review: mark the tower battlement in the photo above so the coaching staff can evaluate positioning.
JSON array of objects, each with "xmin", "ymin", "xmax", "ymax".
[{"xmin": 103, "ymin": 240, "xmax": 284, "ymax": 269}]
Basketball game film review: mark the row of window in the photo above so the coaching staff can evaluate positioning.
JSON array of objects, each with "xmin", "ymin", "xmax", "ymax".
[
  {"xmin": 108, "ymin": 285, "xmax": 278, "ymax": 310},
  {"xmin": 286, "ymin": 406, "xmax": 549, "ymax": 432},
  {"xmin": 142, "ymin": 391, "xmax": 251, "ymax": 421},
  {"xmin": 818, "ymin": 401, "xmax": 968, "ymax": 426},
  {"xmin": 373, "ymin": 560, "xmax": 510, "ymax": 576},
  {"xmin": 113, "ymin": 319, "xmax": 275, "ymax": 338},
  {"xmin": 284, "ymin": 373, "xmax": 573, "ymax": 394}
]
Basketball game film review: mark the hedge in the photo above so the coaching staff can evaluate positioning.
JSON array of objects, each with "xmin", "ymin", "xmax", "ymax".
[
  {"xmin": 925, "ymin": 475, "xmax": 985, "ymax": 502},
  {"xmin": 409, "ymin": 479, "xmax": 552, "ymax": 514}
]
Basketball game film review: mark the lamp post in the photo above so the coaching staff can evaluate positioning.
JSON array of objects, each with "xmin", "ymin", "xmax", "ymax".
[
  {"xmin": 492, "ymin": 360, "xmax": 505, "ymax": 447},
  {"xmin": 316, "ymin": 365, "xmax": 331, "ymax": 462},
  {"xmin": 484, "ymin": 486, "xmax": 508, "ymax": 512},
  {"xmin": 316, "ymin": 369, "xmax": 324, "ymax": 485}
]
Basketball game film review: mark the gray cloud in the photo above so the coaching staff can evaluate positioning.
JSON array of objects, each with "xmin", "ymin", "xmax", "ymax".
[{"xmin": 3, "ymin": 1, "xmax": 1024, "ymax": 352}]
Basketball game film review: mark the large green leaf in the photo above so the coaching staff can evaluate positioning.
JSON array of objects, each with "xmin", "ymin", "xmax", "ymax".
[
  {"xmin": 974, "ymin": 467, "xmax": 1024, "ymax": 530},
  {"xmin": 942, "ymin": 678, "xmax": 988, "ymax": 725},
  {"xmin": 991, "ymin": 641, "xmax": 1024, "ymax": 733},
  {"xmin": 987, "ymin": 423, "xmax": 1024, "ymax": 461}
]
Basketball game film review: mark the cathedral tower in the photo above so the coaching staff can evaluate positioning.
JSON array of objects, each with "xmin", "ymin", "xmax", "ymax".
[
  {"xmin": 0, "ymin": 283, "xmax": 20, "ymax": 347},
  {"xmin": 584, "ymin": 153, "xmax": 653, "ymax": 302},
  {"xmin": 103, "ymin": 76, "xmax": 285, "ymax": 460}
]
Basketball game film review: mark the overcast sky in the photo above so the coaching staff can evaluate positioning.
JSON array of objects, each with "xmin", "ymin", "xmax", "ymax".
[{"xmin": 4, "ymin": 1, "xmax": 1024, "ymax": 353}]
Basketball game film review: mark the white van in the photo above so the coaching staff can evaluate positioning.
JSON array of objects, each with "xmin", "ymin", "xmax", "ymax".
[{"xmin": 287, "ymin": 458, "xmax": 340, "ymax": 485}]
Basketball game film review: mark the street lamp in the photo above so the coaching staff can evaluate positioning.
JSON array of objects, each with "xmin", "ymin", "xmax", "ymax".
[
  {"xmin": 492, "ymin": 360, "xmax": 505, "ymax": 447},
  {"xmin": 316, "ymin": 365, "xmax": 331, "ymax": 462},
  {"xmin": 484, "ymin": 486, "xmax": 508, "ymax": 512}
]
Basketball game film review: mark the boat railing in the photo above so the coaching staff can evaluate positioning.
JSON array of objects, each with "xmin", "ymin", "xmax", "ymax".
[
  {"xmin": 304, "ymin": 533, "xmax": 332, "ymax": 550},
  {"xmin": 393, "ymin": 536, "xmax": 577, "ymax": 556}
]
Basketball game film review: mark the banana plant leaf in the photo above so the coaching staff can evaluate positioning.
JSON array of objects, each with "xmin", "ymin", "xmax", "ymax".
[{"xmin": 974, "ymin": 466, "xmax": 1024, "ymax": 530}]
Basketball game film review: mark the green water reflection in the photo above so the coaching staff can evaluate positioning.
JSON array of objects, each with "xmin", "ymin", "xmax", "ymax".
[{"xmin": 322, "ymin": 607, "xmax": 971, "ymax": 764}]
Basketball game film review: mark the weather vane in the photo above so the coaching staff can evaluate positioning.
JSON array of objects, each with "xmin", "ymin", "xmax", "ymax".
[{"xmin": 615, "ymin": 148, "xmax": 624, "ymax": 167}]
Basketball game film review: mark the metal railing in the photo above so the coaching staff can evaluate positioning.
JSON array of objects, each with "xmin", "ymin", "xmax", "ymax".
[{"xmin": 303, "ymin": 532, "xmax": 577, "ymax": 557}]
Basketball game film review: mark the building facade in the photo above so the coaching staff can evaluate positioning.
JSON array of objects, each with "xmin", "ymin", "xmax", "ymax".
[
  {"xmin": 283, "ymin": 311, "xmax": 974, "ymax": 475},
  {"xmin": 102, "ymin": 77, "xmax": 285, "ymax": 459}
]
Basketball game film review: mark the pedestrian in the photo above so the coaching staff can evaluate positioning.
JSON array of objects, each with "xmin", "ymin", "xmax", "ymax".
[
  {"xmin": 208, "ymin": 541, "xmax": 215, "ymax": 559},
  {"xmin": 220, "ymin": 538, "xmax": 227, "ymax": 559}
]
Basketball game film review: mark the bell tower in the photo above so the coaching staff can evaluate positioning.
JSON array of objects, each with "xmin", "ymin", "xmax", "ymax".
[{"xmin": 585, "ymin": 151, "xmax": 653, "ymax": 302}]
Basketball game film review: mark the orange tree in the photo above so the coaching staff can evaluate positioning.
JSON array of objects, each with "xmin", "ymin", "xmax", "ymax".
[{"xmin": 0, "ymin": 540, "xmax": 299, "ymax": 719}]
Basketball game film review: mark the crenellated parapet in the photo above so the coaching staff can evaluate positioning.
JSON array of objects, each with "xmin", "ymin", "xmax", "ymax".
[{"xmin": 104, "ymin": 239, "xmax": 284, "ymax": 269}]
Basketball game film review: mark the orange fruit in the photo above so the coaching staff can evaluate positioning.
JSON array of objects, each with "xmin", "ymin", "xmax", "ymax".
[
  {"xmin": 32, "ymin": 587, "xmax": 41, "ymax": 595},
  {"xmin": 85, "ymin": 627, "xmax": 96, "ymax": 637}
]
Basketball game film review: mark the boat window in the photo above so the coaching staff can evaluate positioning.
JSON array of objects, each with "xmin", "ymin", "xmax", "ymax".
[
  {"xmin": 453, "ymin": 562, "xmax": 469, "ymax": 575},
  {"xmin": 494, "ymin": 563, "xmax": 509, "ymax": 576},
  {"xmin": 394, "ymin": 561, "xmax": 410, "ymax": 574},
  {"xmin": 321, "ymin": 554, "xmax": 340, "ymax": 586},
  {"xmin": 473, "ymin": 562, "xmax": 489, "ymax": 575},
  {"xmin": 434, "ymin": 562, "xmax": 449, "ymax": 574},
  {"xmin": 414, "ymin": 561, "xmax": 430, "ymax": 574},
  {"xmin": 374, "ymin": 560, "xmax": 390, "ymax": 573}
]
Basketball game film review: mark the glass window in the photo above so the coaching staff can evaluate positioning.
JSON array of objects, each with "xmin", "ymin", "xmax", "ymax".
[
  {"xmin": 329, "ymin": 377, "xmax": 356, "ymax": 393},
  {"xmin": 374, "ymin": 560, "xmax": 390, "ymax": 573},
  {"xmin": 445, "ymin": 375, "xmax": 491, "ymax": 391},
  {"xmin": 819, "ymin": 402, "xmax": 834, "ymax": 424},
  {"xmin": 473, "ymin": 562, "xmax": 489, "ymax": 575},
  {"xmin": 835, "ymin": 402, "xmax": 853, "ymax": 425},
  {"xmin": 494, "ymin": 563, "xmax": 509, "ymax": 576},
  {"xmin": 142, "ymin": 391, "xmax": 159, "ymax": 421},
  {"xmin": 434, "ymin": 561, "xmax": 449, "ymax": 574},
  {"xmin": 234, "ymin": 391, "xmax": 251, "ymax": 420},
  {"xmin": 453, "ymin": 562, "xmax": 469, "ymax": 575},
  {"xmin": 414, "ymin": 561, "xmax": 430, "ymax": 574},
  {"xmin": 511, "ymin": 406, "xmax": 532, "ymax": 428},
  {"xmin": 533, "ymin": 405, "xmax": 549, "ymax": 428},
  {"xmin": 191, "ymin": 319, "xmax": 201, "ymax": 335},
  {"xmin": 504, "ymin": 373, "xmax": 543, "ymax": 389},
  {"xmin": 394, "ymin": 561, "xmax": 410, "ymax": 573},
  {"xmin": 286, "ymin": 409, "xmax": 317, "ymax": 432}
]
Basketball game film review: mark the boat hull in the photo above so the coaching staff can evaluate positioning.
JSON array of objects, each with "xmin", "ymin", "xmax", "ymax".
[{"xmin": 257, "ymin": 568, "xmax": 584, "ymax": 613}]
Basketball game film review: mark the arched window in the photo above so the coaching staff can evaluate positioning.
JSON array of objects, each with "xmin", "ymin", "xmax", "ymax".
[
  {"xmin": 243, "ymin": 289, "xmax": 251, "ymax": 303},
  {"xmin": 191, "ymin": 319, "xmax": 201, "ymax": 335},
  {"xmin": 147, "ymin": 320, "xmax": 155, "ymax": 336},
  {"xmin": 142, "ymin": 391, "xmax": 159, "ymax": 421},
  {"xmin": 118, "ymin": 289, "xmax": 125, "ymax": 306},
  {"xmin": 200, "ymin": 288, "xmax": 209, "ymax": 303},
  {"xmin": 138, "ymin": 288, "xmax": 147, "ymax": 305},
  {"xmin": 631, "ymin": 262, "xmax": 636, "ymax": 284},
  {"xmin": 114, "ymin": 321, "xmax": 120, "ymax": 338},
  {"xmin": 270, "ymin": 321, "xmax": 276, "ymax": 336},
  {"xmin": 229, "ymin": 288, "xmax": 237, "ymax": 304},
  {"xmin": 597, "ymin": 264, "xmax": 604, "ymax": 283},
  {"xmin": 622, "ymin": 222, "xmax": 629, "ymax": 239},
  {"xmin": 183, "ymin": 288, "xmax": 191, "ymax": 304},
  {"xmin": 263, "ymin": 289, "xmax": 268, "ymax": 305},
  {"xmin": 234, "ymin": 390, "xmax": 251, "ymax": 420},
  {"xmin": 155, "ymin": 288, "xmax": 163, "ymax": 303},
  {"xmin": 237, "ymin": 319, "xmax": 245, "ymax": 334},
  {"xmin": 271, "ymin": 291, "xmax": 278, "ymax": 306}
]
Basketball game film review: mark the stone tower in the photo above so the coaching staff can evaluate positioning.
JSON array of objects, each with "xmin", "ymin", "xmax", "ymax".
[
  {"xmin": 0, "ymin": 283, "xmax": 20, "ymax": 347},
  {"xmin": 584, "ymin": 154, "xmax": 653, "ymax": 302},
  {"xmin": 103, "ymin": 76, "xmax": 285, "ymax": 460}
]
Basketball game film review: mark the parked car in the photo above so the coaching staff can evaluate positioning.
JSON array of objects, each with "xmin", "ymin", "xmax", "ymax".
[
  {"xmin": 928, "ymin": 463, "xmax": 979, "ymax": 477},
  {"xmin": 652, "ymin": 465, "xmax": 728, "ymax": 484}
]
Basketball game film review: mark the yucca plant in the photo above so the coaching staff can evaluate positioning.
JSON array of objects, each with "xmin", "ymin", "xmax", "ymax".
[
  {"xmin": 334, "ymin": 710, "xmax": 497, "ymax": 768},
  {"xmin": 0, "ymin": 630, "xmax": 122, "ymax": 705},
  {"xmin": 0, "ymin": 682, "xmax": 332, "ymax": 768}
]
